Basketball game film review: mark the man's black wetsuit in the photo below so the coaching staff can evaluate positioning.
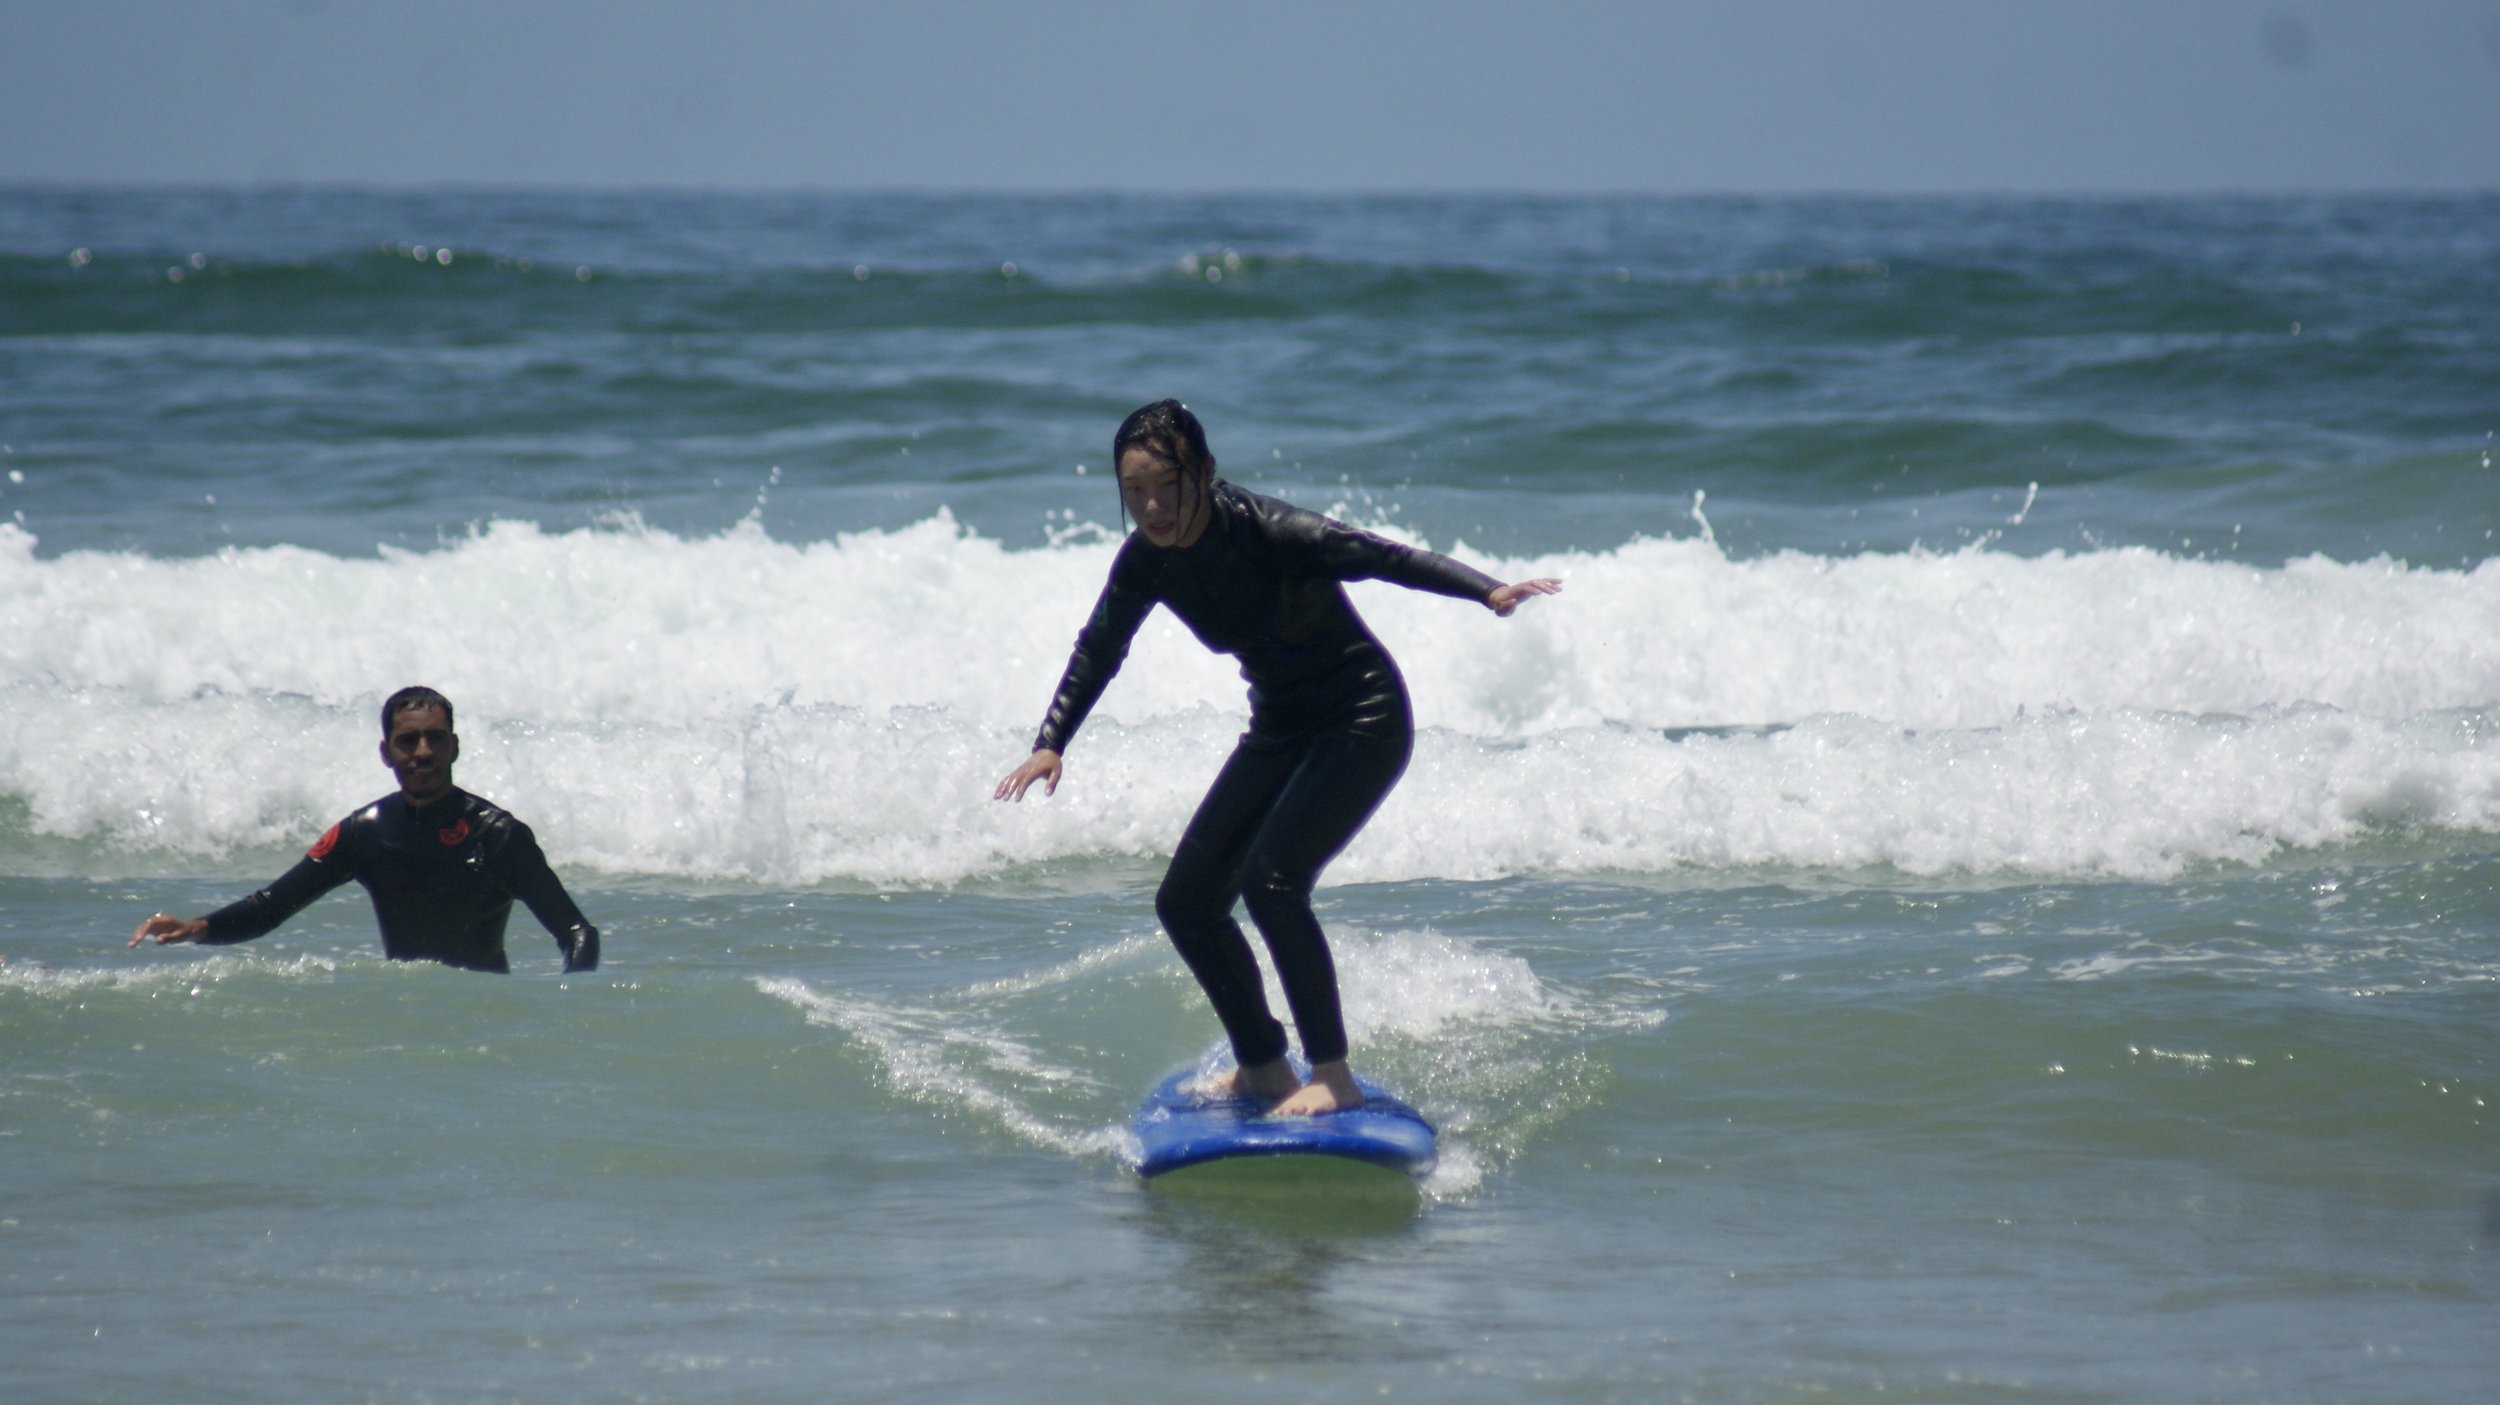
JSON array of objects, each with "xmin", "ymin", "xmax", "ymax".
[
  {"xmin": 1034, "ymin": 480, "xmax": 1498, "ymax": 1068},
  {"xmin": 199, "ymin": 789, "xmax": 600, "ymax": 974}
]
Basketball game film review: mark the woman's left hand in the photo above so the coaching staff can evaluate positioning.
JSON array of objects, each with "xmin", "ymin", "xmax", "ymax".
[{"xmin": 1487, "ymin": 578, "xmax": 1562, "ymax": 616}]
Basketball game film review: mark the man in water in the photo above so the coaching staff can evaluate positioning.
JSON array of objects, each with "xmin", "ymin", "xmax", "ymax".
[{"xmin": 129, "ymin": 686, "xmax": 600, "ymax": 974}]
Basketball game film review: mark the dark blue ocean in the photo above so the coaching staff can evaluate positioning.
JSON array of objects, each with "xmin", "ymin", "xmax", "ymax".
[{"xmin": 4, "ymin": 186, "xmax": 2496, "ymax": 1403}]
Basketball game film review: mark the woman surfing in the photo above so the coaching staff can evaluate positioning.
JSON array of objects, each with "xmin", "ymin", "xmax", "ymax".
[{"xmin": 995, "ymin": 401, "xmax": 1560, "ymax": 1116}]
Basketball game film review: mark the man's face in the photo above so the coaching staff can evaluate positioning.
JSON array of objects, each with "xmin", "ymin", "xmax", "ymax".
[{"xmin": 380, "ymin": 704, "xmax": 459, "ymax": 804}]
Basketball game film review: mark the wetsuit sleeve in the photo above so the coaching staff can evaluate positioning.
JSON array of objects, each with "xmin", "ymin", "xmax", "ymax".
[
  {"xmin": 1281, "ymin": 504, "xmax": 1503, "ymax": 603},
  {"xmin": 199, "ymin": 851, "xmax": 358, "ymax": 945},
  {"xmin": 486, "ymin": 820, "xmax": 601, "ymax": 972},
  {"xmin": 1032, "ymin": 544, "xmax": 1159, "ymax": 755}
]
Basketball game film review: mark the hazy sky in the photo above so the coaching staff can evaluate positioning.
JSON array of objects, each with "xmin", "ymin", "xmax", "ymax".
[{"xmin": 5, "ymin": 0, "xmax": 2495, "ymax": 192}]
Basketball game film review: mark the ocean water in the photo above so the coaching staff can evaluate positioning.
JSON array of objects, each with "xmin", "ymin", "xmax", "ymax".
[{"xmin": 3, "ymin": 186, "xmax": 2495, "ymax": 1403}]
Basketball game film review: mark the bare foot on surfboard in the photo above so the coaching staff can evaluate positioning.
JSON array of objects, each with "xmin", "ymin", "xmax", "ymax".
[
  {"xmin": 1192, "ymin": 1055, "xmax": 1303, "ymax": 1104},
  {"xmin": 1267, "ymin": 1059, "xmax": 1365, "ymax": 1116}
]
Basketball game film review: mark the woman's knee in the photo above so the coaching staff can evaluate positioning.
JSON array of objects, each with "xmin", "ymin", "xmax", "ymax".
[
  {"xmin": 1237, "ymin": 859, "xmax": 1315, "ymax": 929},
  {"xmin": 1155, "ymin": 868, "xmax": 1226, "ymax": 936}
]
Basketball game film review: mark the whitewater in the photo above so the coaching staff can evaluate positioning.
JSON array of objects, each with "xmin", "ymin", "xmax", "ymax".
[{"xmin": 6, "ymin": 512, "xmax": 2494, "ymax": 884}]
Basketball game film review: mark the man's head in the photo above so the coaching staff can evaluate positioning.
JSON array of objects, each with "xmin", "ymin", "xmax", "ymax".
[{"xmin": 378, "ymin": 685, "xmax": 458, "ymax": 805}]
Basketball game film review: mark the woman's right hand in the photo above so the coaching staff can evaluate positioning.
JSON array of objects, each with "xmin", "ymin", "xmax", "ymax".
[
  {"xmin": 1487, "ymin": 577, "xmax": 1563, "ymax": 616},
  {"xmin": 994, "ymin": 749, "xmax": 1063, "ymax": 802}
]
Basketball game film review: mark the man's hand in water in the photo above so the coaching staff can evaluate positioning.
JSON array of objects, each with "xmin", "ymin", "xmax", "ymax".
[
  {"xmin": 130, "ymin": 914, "xmax": 209, "ymax": 947},
  {"xmin": 1487, "ymin": 578, "xmax": 1562, "ymax": 616}
]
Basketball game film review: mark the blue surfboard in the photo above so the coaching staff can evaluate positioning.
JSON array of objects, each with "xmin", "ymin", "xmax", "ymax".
[{"xmin": 1131, "ymin": 1069, "xmax": 1437, "ymax": 1179}]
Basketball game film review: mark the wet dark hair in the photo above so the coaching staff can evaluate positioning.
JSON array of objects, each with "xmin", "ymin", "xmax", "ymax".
[
  {"xmin": 381, "ymin": 685, "xmax": 455, "ymax": 736},
  {"xmin": 1113, "ymin": 399, "xmax": 1216, "ymax": 478},
  {"xmin": 1111, "ymin": 399, "xmax": 1216, "ymax": 533}
]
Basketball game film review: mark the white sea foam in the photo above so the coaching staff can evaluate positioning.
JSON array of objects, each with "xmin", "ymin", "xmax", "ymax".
[
  {"xmin": 1329, "ymin": 925, "xmax": 1652, "ymax": 1198},
  {"xmin": 753, "ymin": 923, "xmax": 1621, "ymax": 1190},
  {"xmin": 755, "ymin": 974, "xmax": 1134, "ymax": 1161},
  {"xmin": 0, "ymin": 948, "xmax": 343, "ymax": 997},
  {"xmin": 5, "ymin": 517, "xmax": 2495, "ymax": 882}
]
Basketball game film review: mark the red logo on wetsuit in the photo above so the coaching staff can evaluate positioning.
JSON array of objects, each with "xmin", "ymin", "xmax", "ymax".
[
  {"xmin": 307, "ymin": 823, "xmax": 341, "ymax": 860},
  {"xmin": 438, "ymin": 818, "xmax": 471, "ymax": 846}
]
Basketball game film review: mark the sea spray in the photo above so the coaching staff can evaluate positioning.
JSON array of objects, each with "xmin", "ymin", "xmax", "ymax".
[{"xmin": 6, "ymin": 517, "xmax": 2495, "ymax": 883}]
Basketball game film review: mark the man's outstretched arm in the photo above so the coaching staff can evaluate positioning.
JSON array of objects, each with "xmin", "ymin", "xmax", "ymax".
[{"xmin": 130, "ymin": 851, "xmax": 355, "ymax": 949}]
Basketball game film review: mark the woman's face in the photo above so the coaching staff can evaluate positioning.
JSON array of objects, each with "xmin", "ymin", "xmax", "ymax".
[{"xmin": 1118, "ymin": 446, "xmax": 1208, "ymax": 547}]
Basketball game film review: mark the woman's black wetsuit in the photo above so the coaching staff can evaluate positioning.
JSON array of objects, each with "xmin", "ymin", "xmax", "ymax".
[{"xmin": 1033, "ymin": 481, "xmax": 1498, "ymax": 1067}]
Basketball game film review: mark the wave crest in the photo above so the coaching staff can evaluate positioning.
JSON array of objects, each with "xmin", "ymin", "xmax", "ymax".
[{"xmin": 4, "ymin": 517, "xmax": 2494, "ymax": 882}]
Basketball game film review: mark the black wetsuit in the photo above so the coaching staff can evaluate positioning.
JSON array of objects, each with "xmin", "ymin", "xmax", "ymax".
[
  {"xmin": 200, "ymin": 789, "xmax": 600, "ymax": 974},
  {"xmin": 1034, "ymin": 481, "xmax": 1498, "ymax": 1067}
]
